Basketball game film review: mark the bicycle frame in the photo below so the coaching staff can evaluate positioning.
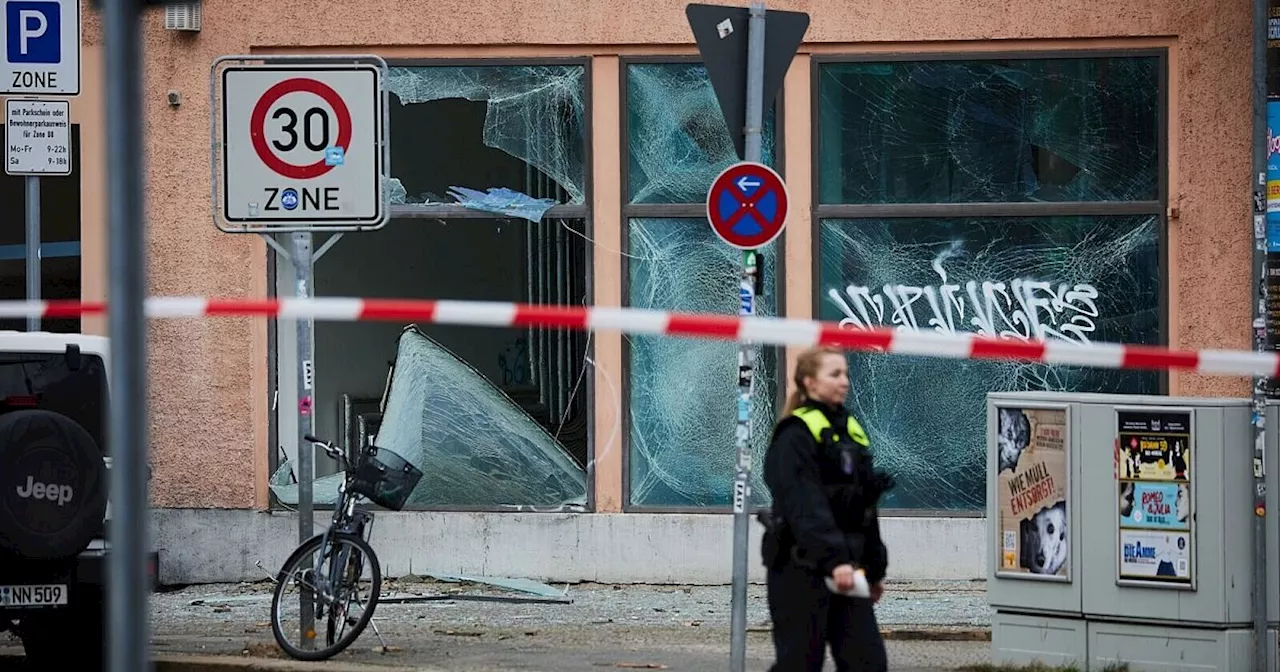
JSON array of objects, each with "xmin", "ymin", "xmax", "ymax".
[
  {"xmin": 314, "ymin": 438, "xmax": 377, "ymax": 542},
  {"xmin": 328, "ymin": 471, "xmax": 375, "ymax": 541},
  {"xmin": 308, "ymin": 438, "xmax": 376, "ymax": 607}
]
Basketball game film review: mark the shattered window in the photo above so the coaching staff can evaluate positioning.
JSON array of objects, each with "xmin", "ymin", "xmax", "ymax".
[
  {"xmin": 817, "ymin": 57, "xmax": 1160, "ymax": 204},
  {"xmin": 386, "ymin": 64, "xmax": 587, "ymax": 207},
  {"xmin": 627, "ymin": 63, "xmax": 778, "ymax": 205},
  {"xmin": 269, "ymin": 63, "xmax": 592, "ymax": 511},
  {"xmin": 818, "ymin": 215, "xmax": 1161, "ymax": 510},
  {"xmin": 272, "ymin": 216, "xmax": 594, "ymax": 510},
  {"xmin": 627, "ymin": 218, "xmax": 779, "ymax": 508},
  {"xmin": 273, "ymin": 323, "xmax": 589, "ymax": 509},
  {"xmin": 622, "ymin": 61, "xmax": 783, "ymax": 508},
  {"xmin": 815, "ymin": 54, "xmax": 1164, "ymax": 511}
]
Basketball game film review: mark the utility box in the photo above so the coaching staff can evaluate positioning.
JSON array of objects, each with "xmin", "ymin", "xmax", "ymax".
[
  {"xmin": 986, "ymin": 391, "xmax": 1278, "ymax": 671},
  {"xmin": 1267, "ymin": 400, "xmax": 1280, "ymax": 629}
]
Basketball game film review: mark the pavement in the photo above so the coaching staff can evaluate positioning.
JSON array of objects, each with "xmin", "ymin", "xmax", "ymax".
[{"xmin": 1, "ymin": 578, "xmax": 997, "ymax": 671}]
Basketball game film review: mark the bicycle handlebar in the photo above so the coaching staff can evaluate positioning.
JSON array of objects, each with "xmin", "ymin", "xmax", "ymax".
[{"xmin": 303, "ymin": 435, "xmax": 347, "ymax": 463}]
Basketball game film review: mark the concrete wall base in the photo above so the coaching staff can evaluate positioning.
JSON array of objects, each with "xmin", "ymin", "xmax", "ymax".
[{"xmin": 151, "ymin": 509, "xmax": 986, "ymax": 585}]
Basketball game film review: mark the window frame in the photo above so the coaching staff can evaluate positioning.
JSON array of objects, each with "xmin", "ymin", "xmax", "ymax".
[
  {"xmin": 0, "ymin": 123, "xmax": 85, "ymax": 335},
  {"xmin": 265, "ymin": 56, "xmax": 599, "ymax": 513},
  {"xmin": 809, "ymin": 48, "xmax": 1170, "ymax": 517},
  {"xmin": 618, "ymin": 54, "xmax": 789, "ymax": 513}
]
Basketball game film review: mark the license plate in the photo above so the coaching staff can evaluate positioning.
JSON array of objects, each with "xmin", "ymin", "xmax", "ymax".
[{"xmin": 0, "ymin": 584, "xmax": 68, "ymax": 608}]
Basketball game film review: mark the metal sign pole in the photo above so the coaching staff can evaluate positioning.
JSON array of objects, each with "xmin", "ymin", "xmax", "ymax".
[
  {"xmin": 102, "ymin": 0, "xmax": 151, "ymax": 669},
  {"xmin": 25, "ymin": 176, "xmax": 40, "ymax": 332},
  {"xmin": 728, "ymin": 4, "xmax": 766, "ymax": 671},
  {"xmin": 209, "ymin": 52, "xmax": 389, "ymax": 658},
  {"xmin": 1258, "ymin": 0, "xmax": 1280, "ymax": 670},
  {"xmin": 9, "ymin": 97, "xmax": 71, "ymax": 328},
  {"xmin": 292, "ymin": 231, "xmax": 317, "ymax": 648}
]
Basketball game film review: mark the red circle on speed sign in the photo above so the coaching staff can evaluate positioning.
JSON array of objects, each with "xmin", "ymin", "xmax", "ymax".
[{"xmin": 249, "ymin": 78, "xmax": 354, "ymax": 180}]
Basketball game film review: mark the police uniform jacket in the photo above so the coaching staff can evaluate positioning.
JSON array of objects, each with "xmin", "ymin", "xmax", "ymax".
[{"xmin": 762, "ymin": 400, "xmax": 893, "ymax": 584}]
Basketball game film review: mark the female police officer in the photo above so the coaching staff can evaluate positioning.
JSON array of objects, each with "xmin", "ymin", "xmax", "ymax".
[{"xmin": 760, "ymin": 345, "xmax": 895, "ymax": 672}]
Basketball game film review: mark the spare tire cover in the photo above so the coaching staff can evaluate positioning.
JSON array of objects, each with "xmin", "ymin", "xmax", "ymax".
[{"xmin": 0, "ymin": 409, "xmax": 108, "ymax": 559}]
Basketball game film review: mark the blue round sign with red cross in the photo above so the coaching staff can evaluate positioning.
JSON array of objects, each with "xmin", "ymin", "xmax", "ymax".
[{"xmin": 705, "ymin": 161, "xmax": 790, "ymax": 250}]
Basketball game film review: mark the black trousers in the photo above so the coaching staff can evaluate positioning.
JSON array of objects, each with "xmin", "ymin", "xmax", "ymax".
[{"xmin": 765, "ymin": 561, "xmax": 887, "ymax": 672}]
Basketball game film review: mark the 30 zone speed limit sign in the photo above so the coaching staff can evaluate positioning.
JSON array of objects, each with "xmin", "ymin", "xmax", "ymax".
[{"xmin": 215, "ymin": 59, "xmax": 389, "ymax": 232}]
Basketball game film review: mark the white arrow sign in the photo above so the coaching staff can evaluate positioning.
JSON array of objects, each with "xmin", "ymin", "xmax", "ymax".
[{"xmin": 736, "ymin": 176, "xmax": 761, "ymax": 192}]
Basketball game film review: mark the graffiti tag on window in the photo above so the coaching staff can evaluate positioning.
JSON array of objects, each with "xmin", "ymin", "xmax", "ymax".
[
  {"xmin": 825, "ymin": 260, "xmax": 1100, "ymax": 344},
  {"xmin": 499, "ymin": 337, "xmax": 531, "ymax": 386}
]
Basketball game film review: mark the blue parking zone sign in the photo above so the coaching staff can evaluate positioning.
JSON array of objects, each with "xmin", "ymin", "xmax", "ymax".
[
  {"xmin": 2, "ymin": 0, "xmax": 80, "ymax": 95},
  {"xmin": 6, "ymin": 1, "xmax": 59, "ymax": 63}
]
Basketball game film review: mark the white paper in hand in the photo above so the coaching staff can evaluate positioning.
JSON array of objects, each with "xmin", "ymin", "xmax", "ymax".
[{"xmin": 824, "ymin": 568, "xmax": 871, "ymax": 599}]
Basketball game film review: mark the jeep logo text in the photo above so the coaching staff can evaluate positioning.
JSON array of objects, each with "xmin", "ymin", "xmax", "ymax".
[{"xmin": 15, "ymin": 476, "xmax": 74, "ymax": 506}]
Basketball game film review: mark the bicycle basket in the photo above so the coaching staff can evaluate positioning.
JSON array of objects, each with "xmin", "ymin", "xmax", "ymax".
[{"xmin": 349, "ymin": 445, "xmax": 422, "ymax": 511}]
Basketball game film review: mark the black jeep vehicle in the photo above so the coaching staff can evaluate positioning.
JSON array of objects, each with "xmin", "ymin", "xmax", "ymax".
[{"xmin": 0, "ymin": 332, "xmax": 157, "ymax": 669}]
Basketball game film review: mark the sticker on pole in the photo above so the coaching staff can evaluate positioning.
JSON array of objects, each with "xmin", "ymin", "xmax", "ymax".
[
  {"xmin": 705, "ymin": 161, "xmax": 789, "ymax": 250},
  {"xmin": 212, "ymin": 56, "xmax": 390, "ymax": 233}
]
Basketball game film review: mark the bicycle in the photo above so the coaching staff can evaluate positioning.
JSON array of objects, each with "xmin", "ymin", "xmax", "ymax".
[{"xmin": 268, "ymin": 433, "xmax": 423, "ymax": 661}]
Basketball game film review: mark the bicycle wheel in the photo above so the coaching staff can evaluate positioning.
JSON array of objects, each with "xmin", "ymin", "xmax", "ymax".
[{"xmin": 270, "ymin": 532, "xmax": 382, "ymax": 661}]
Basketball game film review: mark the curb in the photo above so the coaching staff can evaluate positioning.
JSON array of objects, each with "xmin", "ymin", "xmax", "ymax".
[
  {"xmin": 1, "ymin": 628, "xmax": 991, "ymax": 669},
  {"xmin": 742, "ymin": 626, "xmax": 992, "ymax": 642},
  {"xmin": 0, "ymin": 652, "xmax": 435, "ymax": 671},
  {"xmin": 881, "ymin": 628, "xmax": 991, "ymax": 642},
  {"xmin": 147, "ymin": 654, "xmax": 430, "ymax": 671}
]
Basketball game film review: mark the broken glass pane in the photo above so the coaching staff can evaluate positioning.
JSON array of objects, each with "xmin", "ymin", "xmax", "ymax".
[
  {"xmin": 273, "ymin": 211, "xmax": 591, "ymax": 509},
  {"xmin": 626, "ymin": 217, "xmax": 779, "ymax": 508},
  {"xmin": 817, "ymin": 215, "xmax": 1161, "ymax": 510},
  {"xmin": 445, "ymin": 186, "xmax": 558, "ymax": 222},
  {"xmin": 627, "ymin": 63, "xmax": 778, "ymax": 205},
  {"xmin": 816, "ymin": 56, "xmax": 1160, "ymax": 204},
  {"xmin": 386, "ymin": 65, "xmax": 587, "ymax": 206},
  {"xmin": 271, "ymin": 325, "xmax": 588, "ymax": 509}
]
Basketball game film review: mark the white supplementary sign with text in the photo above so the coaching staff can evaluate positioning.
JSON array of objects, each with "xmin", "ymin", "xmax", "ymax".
[
  {"xmin": 5, "ymin": 97, "xmax": 70, "ymax": 175},
  {"xmin": 0, "ymin": 0, "xmax": 81, "ymax": 95},
  {"xmin": 219, "ymin": 65, "xmax": 385, "ymax": 227}
]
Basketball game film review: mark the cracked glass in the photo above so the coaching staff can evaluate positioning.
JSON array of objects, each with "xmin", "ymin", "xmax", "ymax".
[
  {"xmin": 626, "ymin": 217, "xmax": 779, "ymax": 508},
  {"xmin": 272, "ymin": 326, "xmax": 589, "ymax": 509},
  {"xmin": 623, "ymin": 62, "xmax": 782, "ymax": 508},
  {"xmin": 817, "ymin": 56, "xmax": 1161, "ymax": 204},
  {"xmin": 627, "ymin": 63, "xmax": 778, "ymax": 205},
  {"xmin": 386, "ymin": 64, "xmax": 587, "ymax": 207},
  {"xmin": 270, "ymin": 214, "xmax": 594, "ymax": 510},
  {"xmin": 817, "ymin": 215, "xmax": 1161, "ymax": 510},
  {"xmin": 815, "ymin": 54, "xmax": 1163, "ymax": 510},
  {"xmin": 271, "ymin": 63, "xmax": 592, "ymax": 510}
]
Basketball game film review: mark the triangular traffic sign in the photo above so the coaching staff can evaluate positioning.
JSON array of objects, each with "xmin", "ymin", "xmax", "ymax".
[{"xmin": 685, "ymin": 3, "xmax": 810, "ymax": 160}]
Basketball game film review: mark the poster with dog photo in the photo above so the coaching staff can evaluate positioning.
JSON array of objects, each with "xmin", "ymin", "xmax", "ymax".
[{"xmin": 995, "ymin": 405, "xmax": 1069, "ymax": 581}]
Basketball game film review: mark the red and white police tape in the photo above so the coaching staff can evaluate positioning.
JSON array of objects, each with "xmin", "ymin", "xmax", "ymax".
[{"xmin": 0, "ymin": 296, "xmax": 1274, "ymax": 377}]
